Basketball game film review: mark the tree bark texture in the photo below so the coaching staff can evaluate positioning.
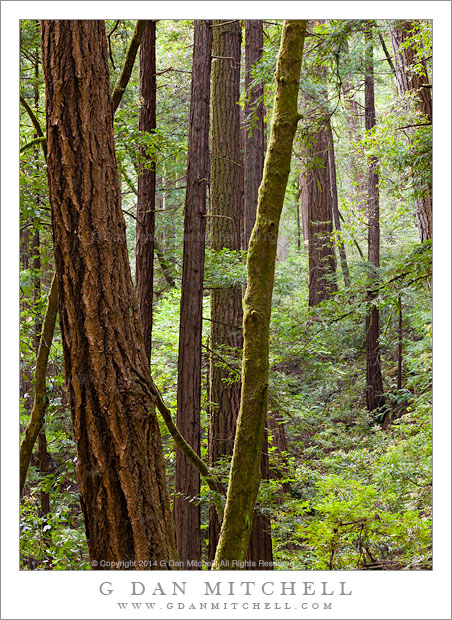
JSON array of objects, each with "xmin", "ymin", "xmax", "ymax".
[
  {"xmin": 20, "ymin": 21, "xmax": 143, "ymax": 495},
  {"xmin": 41, "ymin": 19, "xmax": 177, "ymax": 568},
  {"xmin": 364, "ymin": 29, "xmax": 385, "ymax": 413},
  {"xmin": 326, "ymin": 121, "xmax": 351, "ymax": 288},
  {"xmin": 391, "ymin": 20, "xmax": 432, "ymax": 242},
  {"xmin": 212, "ymin": 20, "xmax": 307, "ymax": 569},
  {"xmin": 208, "ymin": 19, "xmax": 244, "ymax": 562},
  {"xmin": 306, "ymin": 130, "xmax": 337, "ymax": 306},
  {"xmin": 174, "ymin": 19, "xmax": 213, "ymax": 569},
  {"xmin": 136, "ymin": 21, "xmax": 157, "ymax": 361},
  {"xmin": 244, "ymin": 20, "xmax": 265, "ymax": 250}
]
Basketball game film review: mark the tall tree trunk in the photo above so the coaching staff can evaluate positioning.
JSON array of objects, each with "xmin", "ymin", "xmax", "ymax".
[
  {"xmin": 20, "ymin": 20, "xmax": 142, "ymax": 494},
  {"xmin": 391, "ymin": 20, "xmax": 432, "ymax": 242},
  {"xmin": 174, "ymin": 19, "xmax": 212, "ymax": 570},
  {"xmin": 296, "ymin": 196, "xmax": 302, "ymax": 252},
  {"xmin": 244, "ymin": 20, "xmax": 265, "ymax": 249},
  {"xmin": 208, "ymin": 19, "xmax": 244, "ymax": 563},
  {"xmin": 299, "ymin": 171, "xmax": 309, "ymax": 249},
  {"xmin": 327, "ymin": 121, "xmax": 351, "ymax": 288},
  {"xmin": 41, "ymin": 19, "xmax": 177, "ymax": 568},
  {"xmin": 364, "ymin": 27, "xmax": 385, "ymax": 414},
  {"xmin": 212, "ymin": 20, "xmax": 307, "ymax": 569},
  {"xmin": 136, "ymin": 21, "xmax": 157, "ymax": 361},
  {"xmin": 306, "ymin": 129, "xmax": 337, "ymax": 306},
  {"xmin": 243, "ymin": 19, "xmax": 273, "ymax": 569}
]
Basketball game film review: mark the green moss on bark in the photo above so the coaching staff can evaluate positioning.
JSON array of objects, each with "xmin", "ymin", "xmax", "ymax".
[{"xmin": 212, "ymin": 20, "xmax": 307, "ymax": 569}]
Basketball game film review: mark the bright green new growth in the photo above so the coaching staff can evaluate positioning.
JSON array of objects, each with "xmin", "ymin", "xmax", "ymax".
[{"xmin": 212, "ymin": 20, "xmax": 307, "ymax": 569}]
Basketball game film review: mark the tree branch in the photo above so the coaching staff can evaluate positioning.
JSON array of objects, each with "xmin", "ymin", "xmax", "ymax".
[
  {"xmin": 151, "ymin": 384, "xmax": 225, "ymax": 518},
  {"xmin": 20, "ymin": 136, "xmax": 47, "ymax": 154},
  {"xmin": 377, "ymin": 31, "xmax": 396, "ymax": 77},
  {"xmin": 20, "ymin": 275, "xmax": 58, "ymax": 494},
  {"xmin": 112, "ymin": 20, "xmax": 146, "ymax": 112},
  {"xmin": 19, "ymin": 95, "xmax": 47, "ymax": 158}
]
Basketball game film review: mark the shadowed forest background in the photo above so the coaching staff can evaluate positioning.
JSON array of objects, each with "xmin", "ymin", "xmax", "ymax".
[{"xmin": 20, "ymin": 19, "xmax": 432, "ymax": 571}]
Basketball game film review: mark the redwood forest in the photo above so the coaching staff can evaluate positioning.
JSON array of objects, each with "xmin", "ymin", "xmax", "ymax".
[{"xmin": 19, "ymin": 19, "xmax": 432, "ymax": 571}]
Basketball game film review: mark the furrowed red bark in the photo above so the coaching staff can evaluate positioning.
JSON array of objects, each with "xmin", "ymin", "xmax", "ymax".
[
  {"xmin": 212, "ymin": 20, "xmax": 307, "ymax": 569},
  {"xmin": 20, "ymin": 18, "xmax": 147, "ymax": 493},
  {"xmin": 174, "ymin": 19, "xmax": 213, "ymax": 569},
  {"xmin": 41, "ymin": 19, "xmax": 177, "ymax": 567}
]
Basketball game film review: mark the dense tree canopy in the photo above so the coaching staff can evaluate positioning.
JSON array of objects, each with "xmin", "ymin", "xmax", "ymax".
[{"xmin": 20, "ymin": 18, "xmax": 432, "ymax": 571}]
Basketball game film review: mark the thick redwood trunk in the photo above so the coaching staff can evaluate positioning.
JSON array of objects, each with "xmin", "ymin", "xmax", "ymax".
[
  {"xmin": 42, "ymin": 19, "xmax": 177, "ymax": 567},
  {"xmin": 364, "ymin": 28, "xmax": 385, "ymax": 413},
  {"xmin": 306, "ymin": 130, "xmax": 337, "ymax": 306},
  {"xmin": 208, "ymin": 19, "xmax": 244, "ymax": 563},
  {"xmin": 391, "ymin": 20, "xmax": 432, "ymax": 242},
  {"xmin": 136, "ymin": 21, "xmax": 156, "ymax": 361},
  {"xmin": 174, "ymin": 20, "xmax": 213, "ymax": 569}
]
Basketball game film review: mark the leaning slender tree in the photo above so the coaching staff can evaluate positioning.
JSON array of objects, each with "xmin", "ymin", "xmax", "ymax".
[
  {"xmin": 174, "ymin": 19, "xmax": 213, "ymax": 569},
  {"xmin": 41, "ymin": 19, "xmax": 177, "ymax": 567},
  {"xmin": 212, "ymin": 19, "xmax": 307, "ymax": 569}
]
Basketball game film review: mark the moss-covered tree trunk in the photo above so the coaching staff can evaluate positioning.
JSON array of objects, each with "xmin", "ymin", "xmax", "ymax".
[
  {"xmin": 212, "ymin": 19, "xmax": 307, "ymax": 569},
  {"xmin": 208, "ymin": 18, "xmax": 244, "ymax": 562},
  {"xmin": 136, "ymin": 21, "xmax": 156, "ymax": 361},
  {"xmin": 174, "ymin": 19, "xmax": 213, "ymax": 569},
  {"xmin": 42, "ymin": 19, "xmax": 177, "ymax": 568}
]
